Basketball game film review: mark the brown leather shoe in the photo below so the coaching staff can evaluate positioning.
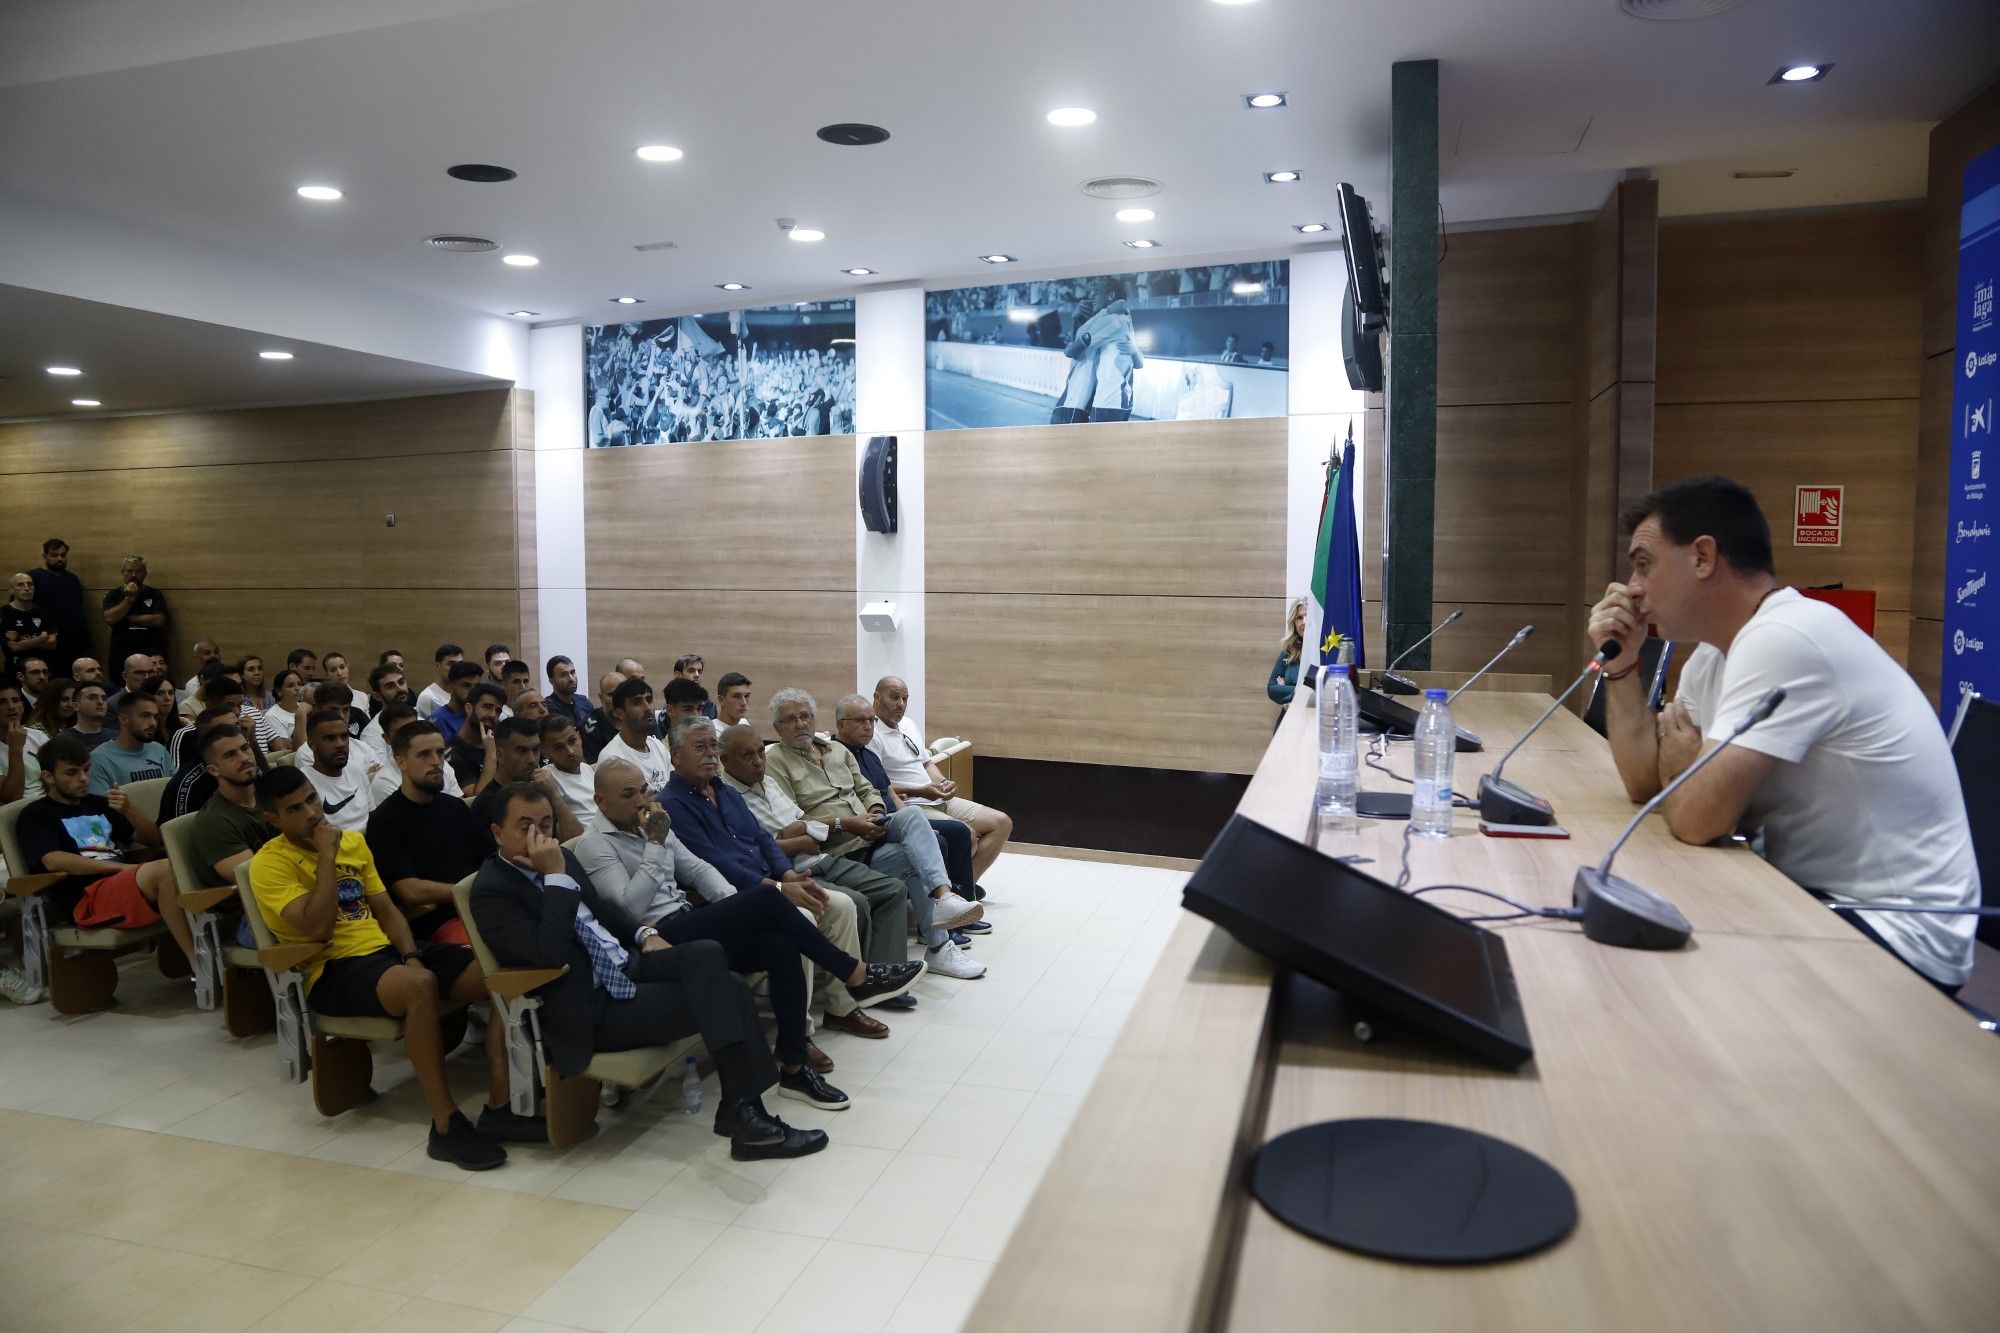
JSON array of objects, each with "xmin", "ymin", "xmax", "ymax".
[
  {"xmin": 822, "ymin": 1009, "xmax": 891, "ymax": 1039},
  {"xmin": 805, "ymin": 1041, "xmax": 835, "ymax": 1072}
]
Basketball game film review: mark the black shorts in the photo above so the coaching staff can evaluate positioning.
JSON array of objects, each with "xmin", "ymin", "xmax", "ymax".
[{"xmin": 309, "ymin": 942, "xmax": 476, "ymax": 1017}]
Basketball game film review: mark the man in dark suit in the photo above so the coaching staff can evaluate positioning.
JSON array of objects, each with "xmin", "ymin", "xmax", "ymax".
[{"xmin": 469, "ymin": 781, "xmax": 842, "ymax": 1159}]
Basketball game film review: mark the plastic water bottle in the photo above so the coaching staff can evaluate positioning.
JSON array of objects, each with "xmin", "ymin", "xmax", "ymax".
[
  {"xmin": 1411, "ymin": 688, "xmax": 1456, "ymax": 839},
  {"xmin": 679, "ymin": 1056, "xmax": 703, "ymax": 1115},
  {"xmin": 1316, "ymin": 664, "xmax": 1359, "ymax": 829}
]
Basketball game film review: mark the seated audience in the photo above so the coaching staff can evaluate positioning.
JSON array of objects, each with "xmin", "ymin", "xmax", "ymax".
[
  {"xmin": 483, "ymin": 643, "xmax": 512, "ymax": 686},
  {"xmin": 469, "ymin": 783, "xmax": 828, "ymax": 1160},
  {"xmin": 762, "ymin": 689, "xmax": 985, "ymax": 978},
  {"xmin": 428, "ymin": 659, "xmax": 487, "ymax": 737},
  {"xmin": 661, "ymin": 676, "xmax": 711, "ymax": 730},
  {"xmin": 285, "ymin": 647, "xmax": 319, "ymax": 686},
  {"xmin": 313, "ymin": 680, "xmax": 370, "ymax": 739},
  {"xmin": 580, "ymin": 670, "xmax": 625, "ymax": 763},
  {"xmin": 365, "ymin": 704, "xmax": 466, "ymax": 802},
  {"xmin": 512, "ymin": 688, "xmax": 548, "ymax": 722},
  {"xmin": 598, "ymin": 677, "xmax": 673, "ymax": 790},
  {"xmin": 466, "ymin": 716, "xmax": 583, "ymax": 841},
  {"xmin": 25, "ymin": 675, "xmax": 75, "ymax": 758},
  {"xmin": 21, "ymin": 736, "xmax": 194, "ymax": 966},
  {"xmin": 869, "ymin": 676, "xmax": 1013, "ymax": 888},
  {"xmin": 237, "ymin": 655, "xmax": 273, "ymax": 710},
  {"xmin": 361, "ymin": 663, "xmax": 413, "ymax": 754},
  {"xmin": 672, "ymin": 653, "xmax": 718, "ymax": 719},
  {"xmin": 320, "ymin": 650, "xmax": 352, "ymax": 692},
  {"xmin": 172, "ymin": 675, "xmax": 248, "ymax": 768},
  {"xmin": 71, "ymin": 657, "xmax": 105, "ymax": 688},
  {"xmin": 443, "ymin": 681, "xmax": 507, "ymax": 795},
  {"xmin": 538, "ymin": 714, "xmax": 596, "ymax": 831},
  {"xmin": 178, "ymin": 723, "xmax": 267, "ymax": 944},
  {"xmin": 249, "ymin": 766, "xmax": 536, "ymax": 1171},
  {"xmin": 378, "ymin": 648, "xmax": 406, "ymax": 672},
  {"xmin": 178, "ymin": 657, "xmax": 226, "ymax": 721},
  {"xmin": 179, "ymin": 638, "xmax": 221, "ymax": 698},
  {"xmin": 165, "ymin": 704, "xmax": 247, "ymax": 819},
  {"xmin": 1, "ymin": 681, "xmax": 38, "ymax": 805},
  {"xmin": 13, "ymin": 651, "xmax": 53, "ymax": 713},
  {"xmin": 715, "ymin": 672, "xmax": 754, "ymax": 731},
  {"xmin": 543, "ymin": 654, "xmax": 592, "ymax": 729},
  {"xmin": 262, "ymin": 668, "xmax": 306, "ymax": 754},
  {"xmin": 364, "ymin": 721, "xmax": 492, "ymax": 944},
  {"xmin": 60, "ymin": 682, "xmax": 120, "ymax": 752},
  {"xmin": 299, "ymin": 706, "xmax": 380, "ymax": 832},
  {"xmin": 414, "ymin": 643, "xmax": 464, "ymax": 717},
  {"xmin": 836, "ymin": 693, "xmax": 985, "ymax": 924},
  {"xmin": 105, "ymin": 651, "xmax": 152, "ymax": 712},
  {"xmin": 500, "ymin": 658, "xmax": 533, "ymax": 706},
  {"xmin": 138, "ymin": 673, "xmax": 180, "ymax": 737},
  {"xmin": 89, "ymin": 689, "xmax": 174, "ymax": 795}
]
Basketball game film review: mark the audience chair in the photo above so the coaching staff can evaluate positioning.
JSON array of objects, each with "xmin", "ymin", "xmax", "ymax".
[
  {"xmin": 451, "ymin": 876, "xmax": 698, "ymax": 1148},
  {"xmin": 121, "ymin": 776, "xmax": 170, "ymax": 826},
  {"xmin": 159, "ymin": 813, "xmax": 274, "ymax": 1036},
  {"xmin": 1, "ymin": 796, "xmax": 174, "ymax": 1015},
  {"xmin": 234, "ymin": 863, "xmax": 468, "ymax": 1114},
  {"xmin": 930, "ymin": 736, "xmax": 975, "ymax": 800}
]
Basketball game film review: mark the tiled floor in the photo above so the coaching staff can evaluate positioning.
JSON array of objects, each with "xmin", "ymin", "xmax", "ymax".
[{"xmin": 0, "ymin": 850, "xmax": 1190, "ymax": 1332}]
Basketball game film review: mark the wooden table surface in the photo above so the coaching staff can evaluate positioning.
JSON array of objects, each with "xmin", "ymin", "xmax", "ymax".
[{"xmin": 967, "ymin": 691, "xmax": 2000, "ymax": 1332}]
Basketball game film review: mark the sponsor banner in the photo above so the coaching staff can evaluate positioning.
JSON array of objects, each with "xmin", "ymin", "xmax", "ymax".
[{"xmin": 1943, "ymin": 142, "xmax": 2000, "ymax": 719}]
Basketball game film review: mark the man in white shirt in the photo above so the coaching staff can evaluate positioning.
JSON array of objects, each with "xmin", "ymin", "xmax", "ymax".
[
  {"xmin": 299, "ymin": 705, "xmax": 379, "ymax": 832},
  {"xmin": 869, "ymin": 676, "xmax": 1013, "ymax": 887},
  {"xmin": 414, "ymin": 643, "xmax": 464, "ymax": 718},
  {"xmin": 598, "ymin": 677, "xmax": 673, "ymax": 791},
  {"xmin": 1590, "ymin": 474, "xmax": 1980, "ymax": 992},
  {"xmin": 538, "ymin": 714, "xmax": 596, "ymax": 832}
]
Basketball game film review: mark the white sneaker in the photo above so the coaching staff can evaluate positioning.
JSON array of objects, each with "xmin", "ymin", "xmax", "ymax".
[
  {"xmin": 925, "ymin": 939, "xmax": 986, "ymax": 979},
  {"xmin": 0, "ymin": 965, "xmax": 47, "ymax": 1006},
  {"xmin": 930, "ymin": 891, "xmax": 984, "ymax": 931}
]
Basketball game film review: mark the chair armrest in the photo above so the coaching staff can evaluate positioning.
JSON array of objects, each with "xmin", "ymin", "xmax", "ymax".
[
  {"xmin": 178, "ymin": 886, "xmax": 239, "ymax": 915},
  {"xmin": 258, "ymin": 942, "xmax": 326, "ymax": 973},
  {"xmin": 931, "ymin": 740, "xmax": 972, "ymax": 759},
  {"xmin": 3, "ymin": 872, "xmax": 66, "ymax": 899},
  {"xmin": 483, "ymin": 965, "xmax": 569, "ymax": 999}
]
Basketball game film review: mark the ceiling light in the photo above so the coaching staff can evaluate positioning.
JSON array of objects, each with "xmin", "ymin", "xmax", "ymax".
[
  {"xmin": 717, "ymin": 282, "xmax": 749, "ymax": 291},
  {"xmin": 789, "ymin": 228, "xmax": 826, "ymax": 243},
  {"xmin": 509, "ymin": 310, "xmax": 538, "ymax": 318},
  {"xmin": 1047, "ymin": 107, "xmax": 1097, "ymax": 128},
  {"xmin": 1772, "ymin": 64, "xmax": 1830, "ymax": 83},
  {"xmin": 1213, "ymin": 0, "xmax": 1259, "ymax": 5},
  {"xmin": 843, "ymin": 267, "xmax": 877, "ymax": 276},
  {"xmin": 612, "ymin": 296, "xmax": 643, "ymax": 304},
  {"xmin": 1114, "ymin": 207, "xmax": 1155, "ymax": 223},
  {"xmin": 70, "ymin": 398, "xmax": 101, "ymax": 407},
  {"xmin": 45, "ymin": 365, "xmax": 82, "ymax": 376},
  {"xmin": 1295, "ymin": 222, "xmax": 1330, "ymax": 234},
  {"xmin": 980, "ymin": 254, "xmax": 1017, "ymax": 264},
  {"xmin": 501, "ymin": 253, "xmax": 540, "ymax": 267},
  {"xmin": 1244, "ymin": 92, "xmax": 1287, "ymax": 109},
  {"xmin": 259, "ymin": 350, "xmax": 294, "ymax": 360},
  {"xmin": 1265, "ymin": 170, "xmax": 1301, "ymax": 183},
  {"xmin": 635, "ymin": 145, "xmax": 683, "ymax": 162},
  {"xmin": 295, "ymin": 184, "xmax": 343, "ymax": 201},
  {"xmin": 1124, "ymin": 239, "xmax": 1160, "ymax": 249},
  {"xmin": 1231, "ymin": 281, "xmax": 1265, "ymax": 296}
]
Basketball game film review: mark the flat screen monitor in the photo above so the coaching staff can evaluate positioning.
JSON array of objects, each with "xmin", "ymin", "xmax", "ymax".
[
  {"xmin": 1181, "ymin": 814, "xmax": 1534, "ymax": 1068},
  {"xmin": 1337, "ymin": 182, "xmax": 1387, "ymax": 332}
]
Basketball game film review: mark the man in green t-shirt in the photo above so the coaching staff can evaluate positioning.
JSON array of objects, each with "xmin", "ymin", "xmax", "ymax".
[{"xmin": 186, "ymin": 724, "xmax": 269, "ymax": 888}]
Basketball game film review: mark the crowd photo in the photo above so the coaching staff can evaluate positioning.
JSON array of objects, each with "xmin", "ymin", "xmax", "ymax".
[
  {"xmin": 584, "ymin": 300, "xmax": 856, "ymax": 447},
  {"xmin": 1, "ymin": 537, "xmax": 1025, "ymax": 1171}
]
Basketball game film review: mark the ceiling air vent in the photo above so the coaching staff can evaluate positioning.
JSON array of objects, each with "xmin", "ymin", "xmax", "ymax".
[
  {"xmin": 633, "ymin": 240, "xmax": 679, "ymax": 252},
  {"xmin": 1081, "ymin": 175, "xmax": 1162, "ymax": 200},
  {"xmin": 818, "ymin": 123, "xmax": 891, "ymax": 146},
  {"xmin": 425, "ymin": 234, "xmax": 499, "ymax": 252},
  {"xmin": 1617, "ymin": 0, "xmax": 1755, "ymax": 19}
]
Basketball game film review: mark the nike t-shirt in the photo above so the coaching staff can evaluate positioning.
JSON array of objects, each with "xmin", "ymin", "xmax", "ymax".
[{"xmin": 300, "ymin": 761, "xmax": 378, "ymax": 832}]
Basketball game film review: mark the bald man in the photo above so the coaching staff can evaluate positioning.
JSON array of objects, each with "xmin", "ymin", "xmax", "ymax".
[
  {"xmin": 581, "ymin": 669, "xmax": 625, "ymax": 763},
  {"xmin": 870, "ymin": 676, "xmax": 1013, "ymax": 889}
]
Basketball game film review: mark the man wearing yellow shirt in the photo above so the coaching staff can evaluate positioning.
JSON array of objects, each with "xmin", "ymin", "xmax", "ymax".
[{"xmin": 248, "ymin": 765, "xmax": 538, "ymax": 1170}]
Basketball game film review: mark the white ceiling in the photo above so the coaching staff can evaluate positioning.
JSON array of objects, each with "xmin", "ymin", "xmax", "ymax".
[
  {"xmin": 0, "ymin": 285, "xmax": 501, "ymax": 421},
  {"xmin": 0, "ymin": 0, "xmax": 1993, "ymax": 351}
]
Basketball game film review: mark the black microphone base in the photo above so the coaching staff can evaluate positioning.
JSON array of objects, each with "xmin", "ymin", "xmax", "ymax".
[
  {"xmin": 1377, "ymin": 672, "xmax": 1420, "ymax": 696},
  {"xmin": 1571, "ymin": 867, "xmax": 1693, "ymax": 950},
  {"xmin": 1477, "ymin": 775, "xmax": 1555, "ymax": 826},
  {"xmin": 1355, "ymin": 687, "xmax": 1484, "ymax": 753}
]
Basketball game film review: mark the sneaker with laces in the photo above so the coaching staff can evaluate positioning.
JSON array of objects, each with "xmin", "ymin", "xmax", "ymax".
[
  {"xmin": 930, "ymin": 891, "xmax": 983, "ymax": 930},
  {"xmin": 925, "ymin": 939, "xmax": 986, "ymax": 979},
  {"xmin": 427, "ymin": 1110, "xmax": 508, "ymax": 1171},
  {"xmin": 0, "ymin": 965, "xmax": 46, "ymax": 1006}
]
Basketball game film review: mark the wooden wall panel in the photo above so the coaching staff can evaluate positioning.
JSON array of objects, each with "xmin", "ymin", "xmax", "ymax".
[
  {"xmin": 156, "ymin": 588, "xmax": 526, "ymax": 684},
  {"xmin": 583, "ymin": 437, "xmax": 855, "ymax": 592},
  {"xmin": 587, "ymin": 589, "xmax": 855, "ymax": 733},
  {"xmin": 1368, "ymin": 598, "xmax": 1571, "ymax": 686},
  {"xmin": 1434, "ymin": 403, "xmax": 1573, "ymax": 605},
  {"xmin": 1657, "ymin": 209, "xmax": 1924, "ymax": 405},
  {"xmin": 1582, "ymin": 198, "xmax": 1621, "ymax": 400},
  {"xmin": 928, "ymin": 593, "xmax": 1279, "ymax": 774},
  {"xmin": 1655, "ymin": 399, "xmax": 1919, "ymax": 613},
  {"xmin": 926, "ymin": 419, "xmax": 1286, "ymax": 597},
  {"xmin": 1436, "ymin": 225, "xmax": 1581, "ymax": 407}
]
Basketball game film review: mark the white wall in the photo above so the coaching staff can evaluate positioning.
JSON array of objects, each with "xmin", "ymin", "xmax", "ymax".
[
  {"xmin": 1285, "ymin": 247, "xmax": 1366, "ymax": 629},
  {"xmin": 528, "ymin": 323, "xmax": 588, "ymax": 683},
  {"xmin": 854, "ymin": 286, "xmax": 929, "ymax": 736}
]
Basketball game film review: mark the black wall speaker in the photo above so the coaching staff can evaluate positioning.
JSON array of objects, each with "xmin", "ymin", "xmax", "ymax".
[{"xmin": 860, "ymin": 434, "xmax": 898, "ymax": 533}]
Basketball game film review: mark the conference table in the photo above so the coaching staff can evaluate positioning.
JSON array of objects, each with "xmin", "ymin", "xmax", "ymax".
[{"xmin": 966, "ymin": 687, "xmax": 2000, "ymax": 1331}]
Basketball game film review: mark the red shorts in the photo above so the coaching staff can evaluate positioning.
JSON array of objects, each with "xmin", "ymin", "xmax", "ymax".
[
  {"xmin": 428, "ymin": 917, "xmax": 469, "ymax": 948},
  {"xmin": 73, "ymin": 865, "xmax": 161, "ymax": 931}
]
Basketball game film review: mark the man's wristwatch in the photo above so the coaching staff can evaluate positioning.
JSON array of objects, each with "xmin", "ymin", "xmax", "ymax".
[
  {"xmin": 634, "ymin": 925, "xmax": 659, "ymax": 945},
  {"xmin": 400, "ymin": 951, "xmax": 421, "ymax": 964}
]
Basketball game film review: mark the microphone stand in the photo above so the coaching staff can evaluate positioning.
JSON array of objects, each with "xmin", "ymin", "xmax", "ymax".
[
  {"xmin": 1476, "ymin": 646, "xmax": 1619, "ymax": 826},
  {"xmin": 1377, "ymin": 610, "xmax": 1464, "ymax": 696}
]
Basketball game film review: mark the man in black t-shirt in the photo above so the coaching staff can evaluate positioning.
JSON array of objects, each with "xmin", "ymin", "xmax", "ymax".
[
  {"xmin": 364, "ymin": 721, "xmax": 491, "ymax": 944},
  {"xmin": 100, "ymin": 555, "xmax": 171, "ymax": 671},
  {"xmin": 466, "ymin": 717, "xmax": 583, "ymax": 845},
  {"xmin": 3, "ymin": 572, "xmax": 58, "ymax": 681},
  {"xmin": 443, "ymin": 682, "xmax": 504, "ymax": 796},
  {"xmin": 29, "ymin": 538, "xmax": 90, "ymax": 677}
]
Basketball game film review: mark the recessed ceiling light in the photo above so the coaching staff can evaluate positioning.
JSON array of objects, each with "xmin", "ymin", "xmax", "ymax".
[
  {"xmin": 1046, "ymin": 107, "xmax": 1097, "ymax": 127},
  {"xmin": 980, "ymin": 254, "xmax": 1017, "ymax": 264},
  {"xmin": 501, "ymin": 253, "xmax": 540, "ymax": 267},
  {"xmin": 789, "ymin": 228, "xmax": 826, "ymax": 243},
  {"xmin": 1114, "ymin": 207, "xmax": 1155, "ymax": 223},
  {"xmin": 70, "ymin": 398, "xmax": 101, "ymax": 408},
  {"xmin": 612, "ymin": 296, "xmax": 643, "ymax": 304},
  {"xmin": 509, "ymin": 310, "xmax": 538, "ymax": 318},
  {"xmin": 716, "ymin": 282, "xmax": 749, "ymax": 291},
  {"xmin": 635, "ymin": 145, "xmax": 683, "ymax": 162},
  {"xmin": 1771, "ymin": 63, "xmax": 1830, "ymax": 83},
  {"xmin": 1124, "ymin": 238, "xmax": 1160, "ymax": 249},
  {"xmin": 1244, "ymin": 92, "xmax": 1287, "ymax": 109},
  {"xmin": 1213, "ymin": 0, "xmax": 1259, "ymax": 6},
  {"xmin": 259, "ymin": 350, "xmax": 294, "ymax": 360},
  {"xmin": 295, "ymin": 184, "xmax": 343, "ymax": 201},
  {"xmin": 1231, "ymin": 281, "xmax": 1265, "ymax": 296},
  {"xmin": 1295, "ymin": 222, "xmax": 1329, "ymax": 234},
  {"xmin": 843, "ymin": 267, "xmax": 877, "ymax": 276},
  {"xmin": 1265, "ymin": 170, "xmax": 1301, "ymax": 183},
  {"xmin": 45, "ymin": 365, "xmax": 82, "ymax": 376}
]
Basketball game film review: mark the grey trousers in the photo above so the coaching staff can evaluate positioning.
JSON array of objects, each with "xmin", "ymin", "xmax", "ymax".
[{"xmin": 816, "ymin": 855, "xmax": 912, "ymax": 966}]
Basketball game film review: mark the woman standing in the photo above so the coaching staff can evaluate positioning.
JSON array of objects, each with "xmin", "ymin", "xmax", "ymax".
[{"xmin": 1269, "ymin": 598, "xmax": 1307, "ymax": 706}]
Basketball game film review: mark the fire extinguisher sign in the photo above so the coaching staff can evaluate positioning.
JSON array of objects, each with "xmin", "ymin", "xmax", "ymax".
[{"xmin": 1794, "ymin": 485, "xmax": 1842, "ymax": 548}]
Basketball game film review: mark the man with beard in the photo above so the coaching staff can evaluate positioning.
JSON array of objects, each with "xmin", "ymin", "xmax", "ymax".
[
  {"xmin": 299, "ymin": 706, "xmax": 378, "ymax": 833},
  {"xmin": 28, "ymin": 538, "xmax": 90, "ymax": 676},
  {"xmin": 88, "ymin": 690, "xmax": 174, "ymax": 795},
  {"xmin": 364, "ymin": 721, "xmax": 491, "ymax": 946},
  {"xmin": 360, "ymin": 663, "xmax": 413, "ymax": 762}
]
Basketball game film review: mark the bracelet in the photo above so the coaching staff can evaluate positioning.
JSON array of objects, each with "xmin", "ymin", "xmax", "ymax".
[
  {"xmin": 400, "ymin": 951, "xmax": 421, "ymax": 964},
  {"xmin": 1601, "ymin": 662, "xmax": 1641, "ymax": 682}
]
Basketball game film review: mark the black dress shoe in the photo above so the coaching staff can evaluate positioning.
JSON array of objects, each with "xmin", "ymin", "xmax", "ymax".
[
  {"xmin": 777, "ymin": 1063, "xmax": 850, "ymax": 1110},
  {"xmin": 724, "ymin": 1098, "xmax": 830, "ymax": 1161},
  {"xmin": 427, "ymin": 1110, "xmax": 508, "ymax": 1171},
  {"xmin": 476, "ymin": 1104, "xmax": 548, "ymax": 1143},
  {"xmin": 845, "ymin": 959, "xmax": 925, "ymax": 1007},
  {"xmin": 970, "ymin": 883, "xmax": 988, "ymax": 901}
]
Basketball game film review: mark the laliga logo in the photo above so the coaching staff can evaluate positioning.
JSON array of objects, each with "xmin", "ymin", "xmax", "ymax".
[
  {"xmin": 1969, "ymin": 349, "xmax": 1999, "ymax": 378},
  {"xmin": 1955, "ymin": 629, "xmax": 1986, "ymax": 655},
  {"xmin": 1958, "ymin": 570, "xmax": 1989, "ymax": 605}
]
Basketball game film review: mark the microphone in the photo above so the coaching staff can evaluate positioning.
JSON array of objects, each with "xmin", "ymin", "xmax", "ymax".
[
  {"xmin": 1448, "ymin": 625, "xmax": 1535, "ymax": 703},
  {"xmin": 1571, "ymin": 686, "xmax": 1786, "ymax": 949},
  {"xmin": 1376, "ymin": 610, "xmax": 1464, "ymax": 695},
  {"xmin": 1476, "ymin": 640, "xmax": 1623, "ymax": 826}
]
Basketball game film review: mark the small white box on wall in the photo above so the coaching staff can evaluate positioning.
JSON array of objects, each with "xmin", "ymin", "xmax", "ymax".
[{"xmin": 860, "ymin": 600, "xmax": 901, "ymax": 632}]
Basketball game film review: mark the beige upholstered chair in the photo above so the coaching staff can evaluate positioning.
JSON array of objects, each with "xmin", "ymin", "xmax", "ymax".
[{"xmin": 159, "ymin": 813, "xmax": 273, "ymax": 1036}]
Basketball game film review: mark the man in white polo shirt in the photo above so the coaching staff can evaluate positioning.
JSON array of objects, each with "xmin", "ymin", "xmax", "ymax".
[
  {"xmin": 1589, "ymin": 474, "xmax": 1979, "ymax": 993},
  {"xmin": 868, "ymin": 676, "xmax": 1013, "ymax": 888}
]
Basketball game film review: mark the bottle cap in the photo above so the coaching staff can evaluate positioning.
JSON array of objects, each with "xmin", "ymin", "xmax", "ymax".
[
  {"xmin": 1326, "ymin": 664, "xmax": 1349, "ymax": 677},
  {"xmin": 1424, "ymin": 687, "xmax": 1449, "ymax": 701}
]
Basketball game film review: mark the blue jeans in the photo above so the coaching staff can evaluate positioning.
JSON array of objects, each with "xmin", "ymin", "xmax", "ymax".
[{"xmin": 857, "ymin": 807, "xmax": 952, "ymax": 949}]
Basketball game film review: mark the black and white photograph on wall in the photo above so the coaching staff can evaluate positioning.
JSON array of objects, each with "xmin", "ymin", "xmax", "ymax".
[
  {"xmin": 922, "ymin": 261, "xmax": 1289, "ymax": 430},
  {"xmin": 584, "ymin": 300, "xmax": 856, "ymax": 446}
]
